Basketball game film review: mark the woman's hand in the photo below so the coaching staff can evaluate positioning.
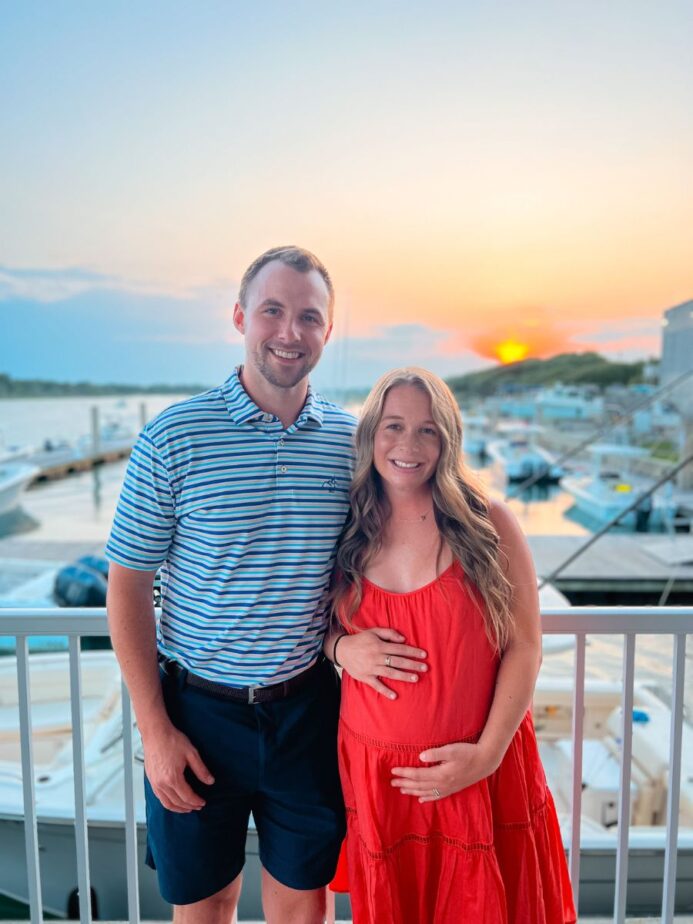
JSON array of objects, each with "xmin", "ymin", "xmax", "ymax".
[
  {"xmin": 390, "ymin": 741, "xmax": 500, "ymax": 802},
  {"xmin": 336, "ymin": 629, "xmax": 428, "ymax": 699}
]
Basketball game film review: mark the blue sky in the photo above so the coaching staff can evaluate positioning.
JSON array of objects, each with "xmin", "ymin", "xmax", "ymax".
[{"xmin": 2, "ymin": 1, "xmax": 692, "ymax": 387}]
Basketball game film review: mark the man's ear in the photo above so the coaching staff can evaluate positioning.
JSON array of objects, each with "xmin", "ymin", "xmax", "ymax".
[
  {"xmin": 232, "ymin": 302, "xmax": 245, "ymax": 335},
  {"xmin": 324, "ymin": 320, "xmax": 334, "ymax": 346}
]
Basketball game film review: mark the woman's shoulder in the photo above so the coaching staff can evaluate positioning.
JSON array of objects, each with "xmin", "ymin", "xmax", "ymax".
[{"xmin": 487, "ymin": 498, "xmax": 527, "ymax": 552}]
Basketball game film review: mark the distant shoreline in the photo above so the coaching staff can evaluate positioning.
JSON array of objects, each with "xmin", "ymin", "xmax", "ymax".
[
  {"xmin": 0, "ymin": 373, "xmax": 209, "ymax": 399},
  {"xmin": 1, "ymin": 352, "xmax": 650, "ymax": 400}
]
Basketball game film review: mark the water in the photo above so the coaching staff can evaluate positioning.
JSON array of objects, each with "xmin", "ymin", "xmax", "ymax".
[{"xmin": 0, "ymin": 393, "xmax": 190, "ymax": 451}]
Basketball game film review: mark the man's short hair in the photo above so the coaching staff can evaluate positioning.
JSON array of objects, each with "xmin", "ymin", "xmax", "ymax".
[{"xmin": 238, "ymin": 246, "xmax": 334, "ymax": 318}]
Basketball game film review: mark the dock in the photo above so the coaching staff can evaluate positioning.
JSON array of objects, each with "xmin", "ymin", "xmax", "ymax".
[
  {"xmin": 529, "ymin": 534, "xmax": 693, "ymax": 603},
  {"xmin": 26, "ymin": 440, "xmax": 134, "ymax": 483}
]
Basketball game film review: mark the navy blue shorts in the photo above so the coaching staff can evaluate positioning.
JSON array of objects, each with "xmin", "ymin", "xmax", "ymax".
[{"xmin": 144, "ymin": 657, "xmax": 345, "ymax": 905}]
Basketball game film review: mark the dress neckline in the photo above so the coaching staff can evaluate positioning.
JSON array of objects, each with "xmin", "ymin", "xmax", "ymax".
[{"xmin": 361, "ymin": 560, "xmax": 458, "ymax": 597}]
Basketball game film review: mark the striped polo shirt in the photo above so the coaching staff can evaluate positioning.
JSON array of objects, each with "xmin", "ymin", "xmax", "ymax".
[{"xmin": 105, "ymin": 368, "xmax": 356, "ymax": 687}]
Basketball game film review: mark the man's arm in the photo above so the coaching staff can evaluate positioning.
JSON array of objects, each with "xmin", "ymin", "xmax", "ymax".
[{"xmin": 107, "ymin": 563, "xmax": 214, "ymax": 812}]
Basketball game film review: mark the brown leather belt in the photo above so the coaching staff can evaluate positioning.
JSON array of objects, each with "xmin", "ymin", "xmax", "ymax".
[{"xmin": 160, "ymin": 657, "xmax": 322, "ymax": 705}]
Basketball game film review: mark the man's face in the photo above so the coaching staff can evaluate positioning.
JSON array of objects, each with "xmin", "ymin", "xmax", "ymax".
[{"xmin": 233, "ymin": 261, "xmax": 333, "ymax": 389}]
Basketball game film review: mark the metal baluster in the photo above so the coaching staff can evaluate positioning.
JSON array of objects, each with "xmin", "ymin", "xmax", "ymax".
[
  {"xmin": 69, "ymin": 637, "xmax": 92, "ymax": 924},
  {"xmin": 661, "ymin": 633, "xmax": 687, "ymax": 923},
  {"xmin": 326, "ymin": 885, "xmax": 336, "ymax": 923},
  {"xmin": 121, "ymin": 681, "xmax": 140, "ymax": 923},
  {"xmin": 17, "ymin": 636, "xmax": 43, "ymax": 923},
  {"xmin": 614, "ymin": 632, "xmax": 636, "ymax": 923},
  {"xmin": 569, "ymin": 632, "xmax": 586, "ymax": 907}
]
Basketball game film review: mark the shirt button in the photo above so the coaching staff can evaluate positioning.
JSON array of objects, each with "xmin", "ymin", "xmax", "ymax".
[
  {"xmin": 262, "ymin": 413, "xmax": 273, "ymax": 423},
  {"xmin": 278, "ymin": 438, "xmax": 285, "ymax": 447},
  {"xmin": 280, "ymin": 465, "xmax": 287, "ymax": 474}
]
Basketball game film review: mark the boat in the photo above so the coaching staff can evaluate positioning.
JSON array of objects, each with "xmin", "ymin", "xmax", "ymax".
[
  {"xmin": 0, "ymin": 651, "xmax": 350, "ymax": 920},
  {"xmin": 462, "ymin": 414, "xmax": 491, "ymax": 457},
  {"xmin": 76, "ymin": 418, "xmax": 135, "ymax": 457},
  {"xmin": 534, "ymin": 676, "xmax": 693, "ymax": 915},
  {"xmin": 486, "ymin": 423, "xmax": 564, "ymax": 484},
  {"xmin": 560, "ymin": 443, "xmax": 677, "ymax": 530},
  {"xmin": 0, "ymin": 461, "xmax": 39, "ymax": 518},
  {"xmin": 4, "ymin": 650, "xmax": 693, "ymax": 917},
  {"xmin": 538, "ymin": 582, "xmax": 574, "ymax": 655}
]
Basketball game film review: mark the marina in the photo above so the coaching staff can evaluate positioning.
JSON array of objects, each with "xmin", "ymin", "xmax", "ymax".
[{"xmin": 0, "ymin": 358, "xmax": 691, "ymax": 922}]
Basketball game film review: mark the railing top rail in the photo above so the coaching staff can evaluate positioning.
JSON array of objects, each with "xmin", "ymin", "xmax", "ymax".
[{"xmin": 1, "ymin": 606, "xmax": 693, "ymax": 636}]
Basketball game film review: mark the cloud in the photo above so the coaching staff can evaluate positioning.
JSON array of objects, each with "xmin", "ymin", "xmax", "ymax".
[
  {"xmin": 0, "ymin": 264, "xmax": 238, "ymax": 304},
  {"xmin": 571, "ymin": 316, "xmax": 661, "ymax": 359},
  {"xmin": 314, "ymin": 323, "xmax": 490, "ymax": 390}
]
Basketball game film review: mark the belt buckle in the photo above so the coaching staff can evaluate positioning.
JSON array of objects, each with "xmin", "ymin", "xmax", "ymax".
[{"xmin": 247, "ymin": 685, "xmax": 259, "ymax": 705}]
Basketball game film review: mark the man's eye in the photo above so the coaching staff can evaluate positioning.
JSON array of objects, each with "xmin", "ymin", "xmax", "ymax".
[
  {"xmin": 303, "ymin": 314, "xmax": 320, "ymax": 324},
  {"xmin": 265, "ymin": 307, "xmax": 280, "ymax": 315}
]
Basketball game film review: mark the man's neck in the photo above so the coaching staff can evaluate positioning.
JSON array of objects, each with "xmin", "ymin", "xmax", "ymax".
[{"xmin": 238, "ymin": 365, "xmax": 309, "ymax": 429}]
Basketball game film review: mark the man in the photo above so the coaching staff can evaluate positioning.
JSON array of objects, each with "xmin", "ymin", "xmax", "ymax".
[{"xmin": 105, "ymin": 246, "xmax": 356, "ymax": 924}]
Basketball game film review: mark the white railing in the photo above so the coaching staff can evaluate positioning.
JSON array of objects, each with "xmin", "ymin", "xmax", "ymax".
[{"xmin": 1, "ymin": 605, "xmax": 693, "ymax": 924}]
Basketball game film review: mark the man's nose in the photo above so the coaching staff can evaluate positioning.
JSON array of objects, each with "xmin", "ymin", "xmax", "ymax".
[{"xmin": 277, "ymin": 315, "xmax": 301, "ymax": 342}]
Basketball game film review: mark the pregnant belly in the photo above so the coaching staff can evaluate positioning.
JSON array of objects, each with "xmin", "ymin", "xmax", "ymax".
[{"xmin": 340, "ymin": 671, "xmax": 492, "ymax": 749}]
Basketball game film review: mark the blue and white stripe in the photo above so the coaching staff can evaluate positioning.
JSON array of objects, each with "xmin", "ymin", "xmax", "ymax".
[{"xmin": 105, "ymin": 368, "xmax": 356, "ymax": 686}]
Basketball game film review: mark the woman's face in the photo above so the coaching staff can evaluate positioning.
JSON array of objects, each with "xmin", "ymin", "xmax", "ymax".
[{"xmin": 373, "ymin": 384, "xmax": 442, "ymax": 493}]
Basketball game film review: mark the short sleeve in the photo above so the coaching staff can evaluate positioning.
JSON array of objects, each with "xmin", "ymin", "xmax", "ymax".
[{"xmin": 105, "ymin": 429, "xmax": 175, "ymax": 571}]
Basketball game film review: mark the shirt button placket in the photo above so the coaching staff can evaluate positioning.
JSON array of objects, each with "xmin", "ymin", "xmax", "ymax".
[{"xmin": 277, "ymin": 434, "xmax": 287, "ymax": 475}]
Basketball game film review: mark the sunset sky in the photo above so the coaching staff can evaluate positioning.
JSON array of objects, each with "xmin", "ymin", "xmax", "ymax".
[{"xmin": 2, "ymin": 1, "xmax": 692, "ymax": 388}]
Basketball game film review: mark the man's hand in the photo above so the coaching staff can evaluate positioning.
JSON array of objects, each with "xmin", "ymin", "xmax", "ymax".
[
  {"xmin": 390, "ymin": 741, "xmax": 499, "ymax": 802},
  {"xmin": 143, "ymin": 722, "xmax": 215, "ymax": 813},
  {"xmin": 337, "ymin": 628, "xmax": 428, "ymax": 699}
]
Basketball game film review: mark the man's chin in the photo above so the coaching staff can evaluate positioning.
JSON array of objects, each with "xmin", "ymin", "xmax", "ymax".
[{"xmin": 258, "ymin": 358, "xmax": 314, "ymax": 389}]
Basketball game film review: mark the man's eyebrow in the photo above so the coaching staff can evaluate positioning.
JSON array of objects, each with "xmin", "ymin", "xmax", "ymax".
[{"xmin": 259, "ymin": 298, "xmax": 285, "ymax": 308}]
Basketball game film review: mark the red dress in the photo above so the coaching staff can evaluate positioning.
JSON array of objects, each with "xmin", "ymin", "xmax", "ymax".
[{"xmin": 337, "ymin": 561, "xmax": 576, "ymax": 924}]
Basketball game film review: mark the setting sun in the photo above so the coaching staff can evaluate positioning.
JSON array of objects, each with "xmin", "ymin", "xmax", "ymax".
[{"xmin": 495, "ymin": 339, "xmax": 531, "ymax": 364}]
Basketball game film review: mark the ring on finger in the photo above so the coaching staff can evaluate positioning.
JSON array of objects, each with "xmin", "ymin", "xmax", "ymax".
[
  {"xmin": 385, "ymin": 655, "xmax": 392, "ymax": 668},
  {"xmin": 432, "ymin": 788, "xmax": 441, "ymax": 798}
]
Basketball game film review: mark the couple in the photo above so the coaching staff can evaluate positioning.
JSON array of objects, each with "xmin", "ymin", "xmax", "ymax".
[{"xmin": 106, "ymin": 246, "xmax": 575, "ymax": 924}]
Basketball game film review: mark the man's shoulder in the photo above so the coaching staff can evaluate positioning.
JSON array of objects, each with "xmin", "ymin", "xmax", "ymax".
[{"xmin": 145, "ymin": 386, "xmax": 225, "ymax": 444}]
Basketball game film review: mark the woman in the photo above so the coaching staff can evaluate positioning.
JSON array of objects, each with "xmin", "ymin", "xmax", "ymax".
[{"xmin": 325, "ymin": 368, "xmax": 575, "ymax": 924}]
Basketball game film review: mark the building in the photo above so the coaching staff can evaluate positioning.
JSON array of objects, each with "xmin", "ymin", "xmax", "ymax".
[{"xmin": 661, "ymin": 299, "xmax": 693, "ymax": 490}]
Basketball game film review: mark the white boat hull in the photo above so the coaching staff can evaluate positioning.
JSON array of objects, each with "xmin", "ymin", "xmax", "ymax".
[
  {"xmin": 3, "ymin": 654, "xmax": 693, "ymax": 917},
  {"xmin": 561, "ymin": 475, "xmax": 677, "ymax": 529},
  {"xmin": 0, "ymin": 463, "xmax": 39, "ymax": 516}
]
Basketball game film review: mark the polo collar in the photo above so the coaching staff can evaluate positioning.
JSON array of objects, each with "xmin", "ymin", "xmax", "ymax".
[{"xmin": 221, "ymin": 367, "xmax": 324, "ymax": 428}]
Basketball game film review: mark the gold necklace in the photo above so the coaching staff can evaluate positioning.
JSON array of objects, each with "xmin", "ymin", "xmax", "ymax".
[{"xmin": 390, "ymin": 508, "xmax": 434, "ymax": 524}]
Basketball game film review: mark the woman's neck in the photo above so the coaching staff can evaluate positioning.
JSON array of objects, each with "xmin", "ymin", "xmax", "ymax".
[{"xmin": 384, "ymin": 487, "xmax": 435, "ymax": 525}]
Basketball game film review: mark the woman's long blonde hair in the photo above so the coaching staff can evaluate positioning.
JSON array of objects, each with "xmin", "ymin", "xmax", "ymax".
[{"xmin": 333, "ymin": 367, "xmax": 513, "ymax": 652}]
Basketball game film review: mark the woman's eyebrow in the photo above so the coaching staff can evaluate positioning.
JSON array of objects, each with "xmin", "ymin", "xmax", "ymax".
[{"xmin": 381, "ymin": 415, "xmax": 437, "ymax": 425}]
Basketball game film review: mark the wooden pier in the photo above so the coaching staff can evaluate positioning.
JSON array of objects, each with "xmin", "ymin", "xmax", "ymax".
[
  {"xmin": 26, "ymin": 440, "xmax": 134, "ymax": 484},
  {"xmin": 530, "ymin": 534, "xmax": 693, "ymax": 604}
]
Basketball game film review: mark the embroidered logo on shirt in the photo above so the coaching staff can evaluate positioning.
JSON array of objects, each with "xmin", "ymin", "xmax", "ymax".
[{"xmin": 321, "ymin": 477, "xmax": 338, "ymax": 492}]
